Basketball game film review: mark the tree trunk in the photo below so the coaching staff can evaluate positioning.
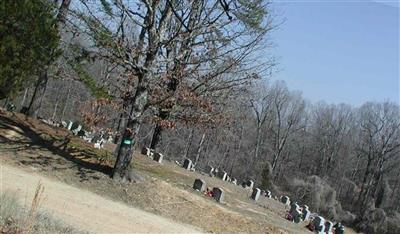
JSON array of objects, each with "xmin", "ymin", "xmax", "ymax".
[
  {"xmin": 27, "ymin": 71, "xmax": 48, "ymax": 118},
  {"xmin": 182, "ymin": 128, "xmax": 195, "ymax": 160},
  {"xmin": 149, "ymin": 109, "xmax": 169, "ymax": 150},
  {"xmin": 254, "ymin": 125, "xmax": 262, "ymax": 159},
  {"xmin": 20, "ymin": 88, "xmax": 29, "ymax": 108},
  {"xmin": 60, "ymin": 82, "xmax": 71, "ymax": 119},
  {"xmin": 51, "ymin": 93, "xmax": 60, "ymax": 120},
  {"xmin": 112, "ymin": 86, "xmax": 148, "ymax": 180},
  {"xmin": 194, "ymin": 132, "xmax": 206, "ymax": 166}
]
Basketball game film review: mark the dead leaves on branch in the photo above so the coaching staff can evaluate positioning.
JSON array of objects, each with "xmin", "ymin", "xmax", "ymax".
[{"xmin": 81, "ymin": 98, "xmax": 121, "ymax": 127}]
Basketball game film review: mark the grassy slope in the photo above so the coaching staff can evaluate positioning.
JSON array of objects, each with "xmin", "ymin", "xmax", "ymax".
[{"xmin": 0, "ymin": 109, "xmax": 353, "ymax": 234}]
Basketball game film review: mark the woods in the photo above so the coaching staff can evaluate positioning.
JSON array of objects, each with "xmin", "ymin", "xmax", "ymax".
[{"xmin": 1, "ymin": 0, "xmax": 399, "ymax": 233}]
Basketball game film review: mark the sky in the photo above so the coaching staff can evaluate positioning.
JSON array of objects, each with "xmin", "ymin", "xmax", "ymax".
[{"xmin": 269, "ymin": 0, "xmax": 399, "ymax": 106}]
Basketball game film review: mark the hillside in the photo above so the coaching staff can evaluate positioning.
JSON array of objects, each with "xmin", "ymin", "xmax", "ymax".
[{"xmin": 0, "ymin": 110, "xmax": 356, "ymax": 233}]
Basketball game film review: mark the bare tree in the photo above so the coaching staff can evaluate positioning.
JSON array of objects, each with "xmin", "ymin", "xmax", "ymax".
[{"xmin": 72, "ymin": 0, "xmax": 274, "ymax": 180}]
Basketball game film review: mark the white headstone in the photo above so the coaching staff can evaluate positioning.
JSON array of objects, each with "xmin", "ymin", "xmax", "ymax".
[
  {"xmin": 72, "ymin": 125, "xmax": 82, "ymax": 135},
  {"xmin": 232, "ymin": 178, "xmax": 237, "ymax": 185},
  {"xmin": 251, "ymin": 188, "xmax": 261, "ymax": 201},
  {"xmin": 67, "ymin": 121, "xmax": 73, "ymax": 130}
]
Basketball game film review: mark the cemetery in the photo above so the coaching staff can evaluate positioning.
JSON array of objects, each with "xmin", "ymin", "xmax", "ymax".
[{"xmin": 0, "ymin": 110, "xmax": 360, "ymax": 233}]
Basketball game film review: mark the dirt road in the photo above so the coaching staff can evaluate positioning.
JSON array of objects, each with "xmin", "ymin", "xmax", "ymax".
[{"xmin": 0, "ymin": 163, "xmax": 202, "ymax": 233}]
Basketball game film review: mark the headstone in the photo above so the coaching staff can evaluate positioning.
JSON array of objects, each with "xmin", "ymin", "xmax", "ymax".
[
  {"xmin": 251, "ymin": 188, "xmax": 261, "ymax": 201},
  {"xmin": 325, "ymin": 221, "xmax": 333, "ymax": 234},
  {"xmin": 217, "ymin": 170, "xmax": 227, "ymax": 181},
  {"xmin": 72, "ymin": 125, "xmax": 82, "ymax": 135},
  {"xmin": 153, "ymin": 153, "xmax": 163, "ymax": 163},
  {"xmin": 190, "ymin": 164, "xmax": 196, "ymax": 171},
  {"xmin": 301, "ymin": 204, "xmax": 309, "ymax": 210},
  {"xmin": 212, "ymin": 187, "xmax": 225, "ymax": 203},
  {"xmin": 193, "ymin": 179, "xmax": 206, "ymax": 192},
  {"xmin": 205, "ymin": 165, "xmax": 214, "ymax": 175},
  {"xmin": 6, "ymin": 102, "xmax": 16, "ymax": 112},
  {"xmin": 302, "ymin": 207, "xmax": 311, "ymax": 221},
  {"xmin": 147, "ymin": 148, "xmax": 155, "ymax": 158},
  {"xmin": 232, "ymin": 178, "xmax": 237, "ymax": 185},
  {"xmin": 67, "ymin": 121, "xmax": 73, "ymax": 130},
  {"xmin": 333, "ymin": 222, "xmax": 345, "ymax": 234},
  {"xmin": 281, "ymin": 196, "xmax": 290, "ymax": 205},
  {"xmin": 290, "ymin": 202, "xmax": 300, "ymax": 213},
  {"xmin": 61, "ymin": 121, "xmax": 68, "ymax": 128},
  {"xmin": 313, "ymin": 216, "xmax": 325, "ymax": 234},
  {"xmin": 20, "ymin": 106, "xmax": 28, "ymax": 114},
  {"xmin": 99, "ymin": 138, "xmax": 105, "ymax": 148},
  {"xmin": 242, "ymin": 180, "xmax": 254, "ymax": 189},
  {"xmin": 265, "ymin": 190, "xmax": 272, "ymax": 198},
  {"xmin": 141, "ymin": 147, "xmax": 148, "ymax": 155},
  {"xmin": 77, "ymin": 130, "xmax": 85, "ymax": 137},
  {"xmin": 183, "ymin": 158, "xmax": 192, "ymax": 170},
  {"xmin": 292, "ymin": 209, "xmax": 303, "ymax": 223},
  {"xmin": 247, "ymin": 180, "xmax": 254, "ymax": 189}
]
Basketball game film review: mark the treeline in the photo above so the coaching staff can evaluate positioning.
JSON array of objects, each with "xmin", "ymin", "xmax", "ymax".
[{"xmin": 1, "ymin": 1, "xmax": 399, "ymax": 233}]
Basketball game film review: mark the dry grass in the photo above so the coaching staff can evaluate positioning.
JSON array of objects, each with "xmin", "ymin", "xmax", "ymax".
[
  {"xmin": 0, "ymin": 110, "xmax": 354, "ymax": 233},
  {"xmin": 0, "ymin": 185, "xmax": 83, "ymax": 234}
]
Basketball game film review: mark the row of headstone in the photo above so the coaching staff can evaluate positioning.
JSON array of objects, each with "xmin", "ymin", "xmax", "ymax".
[
  {"xmin": 60, "ymin": 120, "xmax": 86, "ymax": 137},
  {"xmin": 309, "ymin": 215, "xmax": 345, "ymax": 234},
  {"xmin": 141, "ymin": 147, "xmax": 164, "ymax": 164},
  {"xmin": 40, "ymin": 118, "xmax": 61, "ymax": 128},
  {"xmin": 279, "ymin": 195, "xmax": 344, "ymax": 234},
  {"xmin": 192, "ymin": 178, "xmax": 225, "ymax": 203}
]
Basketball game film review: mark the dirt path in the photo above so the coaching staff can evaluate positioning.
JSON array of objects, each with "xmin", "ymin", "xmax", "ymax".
[{"xmin": 0, "ymin": 163, "xmax": 202, "ymax": 234}]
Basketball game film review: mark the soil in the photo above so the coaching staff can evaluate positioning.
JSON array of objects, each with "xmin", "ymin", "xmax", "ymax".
[{"xmin": 0, "ymin": 163, "xmax": 201, "ymax": 233}]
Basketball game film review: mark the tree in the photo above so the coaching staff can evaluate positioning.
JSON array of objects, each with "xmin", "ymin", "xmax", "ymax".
[
  {"xmin": 0, "ymin": 0, "xmax": 60, "ymax": 100},
  {"xmin": 26, "ymin": 0, "xmax": 72, "ymax": 117},
  {"xmin": 267, "ymin": 81, "xmax": 305, "ymax": 177},
  {"xmin": 72, "ymin": 0, "xmax": 274, "ymax": 180},
  {"xmin": 355, "ymin": 102, "xmax": 400, "ymax": 213}
]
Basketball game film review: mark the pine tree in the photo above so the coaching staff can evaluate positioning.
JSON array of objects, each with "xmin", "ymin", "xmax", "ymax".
[{"xmin": 0, "ymin": 0, "xmax": 60, "ymax": 100}]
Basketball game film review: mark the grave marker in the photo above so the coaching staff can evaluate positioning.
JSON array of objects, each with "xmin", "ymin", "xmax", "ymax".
[
  {"xmin": 217, "ymin": 171, "xmax": 227, "ymax": 181},
  {"xmin": 232, "ymin": 178, "xmax": 237, "ymax": 185},
  {"xmin": 212, "ymin": 187, "xmax": 225, "ymax": 203},
  {"xmin": 67, "ymin": 121, "xmax": 73, "ymax": 130},
  {"xmin": 281, "ymin": 196, "xmax": 290, "ymax": 205},
  {"xmin": 325, "ymin": 221, "xmax": 333, "ymax": 234},
  {"xmin": 153, "ymin": 153, "xmax": 163, "ymax": 163},
  {"xmin": 333, "ymin": 222, "xmax": 345, "ymax": 234},
  {"xmin": 265, "ymin": 190, "xmax": 272, "ymax": 198},
  {"xmin": 313, "ymin": 216, "xmax": 325, "ymax": 234},
  {"xmin": 251, "ymin": 188, "xmax": 261, "ymax": 201},
  {"xmin": 302, "ymin": 207, "xmax": 310, "ymax": 221},
  {"xmin": 183, "ymin": 159, "xmax": 192, "ymax": 170},
  {"xmin": 205, "ymin": 165, "xmax": 214, "ymax": 175},
  {"xmin": 193, "ymin": 179, "xmax": 206, "ymax": 192}
]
